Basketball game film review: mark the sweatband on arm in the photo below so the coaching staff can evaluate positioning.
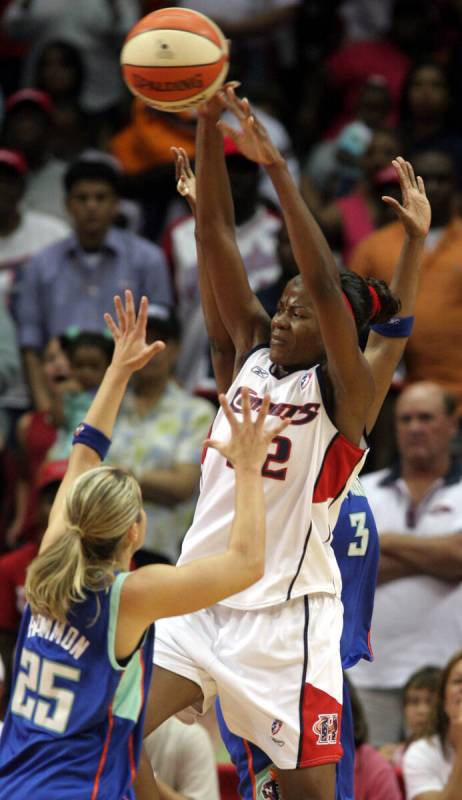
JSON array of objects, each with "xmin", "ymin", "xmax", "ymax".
[
  {"xmin": 72, "ymin": 422, "xmax": 111, "ymax": 460},
  {"xmin": 370, "ymin": 315, "xmax": 415, "ymax": 338}
]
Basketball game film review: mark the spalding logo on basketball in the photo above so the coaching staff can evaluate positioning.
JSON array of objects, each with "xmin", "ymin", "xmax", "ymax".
[{"xmin": 120, "ymin": 7, "xmax": 229, "ymax": 112}]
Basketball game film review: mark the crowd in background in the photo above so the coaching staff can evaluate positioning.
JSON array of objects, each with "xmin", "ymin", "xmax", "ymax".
[{"xmin": 1, "ymin": 1, "xmax": 462, "ymax": 798}]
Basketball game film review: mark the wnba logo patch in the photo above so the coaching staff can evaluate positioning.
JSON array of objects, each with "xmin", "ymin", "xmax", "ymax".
[
  {"xmin": 312, "ymin": 713, "xmax": 338, "ymax": 745},
  {"xmin": 300, "ymin": 372, "xmax": 312, "ymax": 391}
]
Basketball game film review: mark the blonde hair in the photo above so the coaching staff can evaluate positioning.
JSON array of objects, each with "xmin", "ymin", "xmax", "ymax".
[{"xmin": 26, "ymin": 466, "xmax": 142, "ymax": 623}]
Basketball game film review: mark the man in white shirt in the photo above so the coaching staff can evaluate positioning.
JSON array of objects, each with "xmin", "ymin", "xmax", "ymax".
[{"xmin": 350, "ymin": 381, "xmax": 462, "ymax": 745}]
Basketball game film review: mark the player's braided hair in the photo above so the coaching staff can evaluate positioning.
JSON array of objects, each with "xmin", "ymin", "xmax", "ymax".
[{"xmin": 340, "ymin": 270, "xmax": 401, "ymax": 331}]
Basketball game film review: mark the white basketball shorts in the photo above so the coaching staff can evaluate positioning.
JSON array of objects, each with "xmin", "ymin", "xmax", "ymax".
[{"xmin": 154, "ymin": 593, "xmax": 344, "ymax": 769}]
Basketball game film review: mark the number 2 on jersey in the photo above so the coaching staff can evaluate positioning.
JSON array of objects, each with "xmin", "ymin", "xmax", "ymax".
[
  {"xmin": 11, "ymin": 648, "xmax": 80, "ymax": 733},
  {"xmin": 348, "ymin": 511, "xmax": 369, "ymax": 557},
  {"xmin": 262, "ymin": 435, "xmax": 292, "ymax": 480}
]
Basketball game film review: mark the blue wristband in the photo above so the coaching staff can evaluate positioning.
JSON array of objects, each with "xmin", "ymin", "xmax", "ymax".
[
  {"xmin": 72, "ymin": 422, "xmax": 111, "ymax": 460},
  {"xmin": 371, "ymin": 315, "xmax": 415, "ymax": 338}
]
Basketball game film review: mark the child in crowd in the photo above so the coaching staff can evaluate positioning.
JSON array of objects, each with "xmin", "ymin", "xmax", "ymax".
[{"xmin": 47, "ymin": 331, "xmax": 113, "ymax": 461}]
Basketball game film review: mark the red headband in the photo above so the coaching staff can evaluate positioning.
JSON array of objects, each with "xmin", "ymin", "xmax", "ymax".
[{"xmin": 368, "ymin": 285, "xmax": 381, "ymax": 320}]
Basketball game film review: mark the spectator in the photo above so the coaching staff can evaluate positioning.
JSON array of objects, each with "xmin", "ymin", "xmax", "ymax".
[
  {"xmin": 0, "ymin": 147, "xmax": 69, "ymax": 305},
  {"xmin": 46, "ymin": 332, "xmax": 113, "ymax": 462},
  {"xmin": 350, "ymin": 149, "xmax": 462, "ymax": 415},
  {"xmin": 165, "ymin": 137, "xmax": 281, "ymax": 391},
  {"xmin": 144, "ymin": 716, "xmax": 220, "ymax": 800},
  {"xmin": 107, "ymin": 306, "xmax": 215, "ymax": 566},
  {"xmin": 3, "ymin": 0, "xmax": 139, "ymax": 121},
  {"xmin": 33, "ymin": 40, "xmax": 89, "ymax": 161},
  {"xmin": 0, "ymin": 301, "xmax": 21, "ymax": 449},
  {"xmin": 5, "ymin": 336, "xmax": 70, "ymax": 546},
  {"xmin": 1, "ymin": 89, "xmax": 68, "ymax": 220},
  {"xmin": 17, "ymin": 156, "xmax": 172, "ymax": 411},
  {"xmin": 399, "ymin": 60, "xmax": 462, "ymax": 190},
  {"xmin": 380, "ymin": 666, "xmax": 442, "ymax": 771},
  {"xmin": 347, "ymin": 676, "xmax": 403, "ymax": 800},
  {"xmin": 403, "ymin": 650, "xmax": 462, "ymax": 800},
  {"xmin": 0, "ymin": 459, "xmax": 66, "ymax": 716},
  {"xmin": 350, "ymin": 382, "xmax": 462, "ymax": 746},
  {"xmin": 313, "ymin": 128, "xmax": 402, "ymax": 263}
]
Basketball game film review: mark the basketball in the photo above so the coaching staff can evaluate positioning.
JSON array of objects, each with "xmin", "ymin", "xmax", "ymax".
[{"xmin": 120, "ymin": 8, "xmax": 229, "ymax": 112}]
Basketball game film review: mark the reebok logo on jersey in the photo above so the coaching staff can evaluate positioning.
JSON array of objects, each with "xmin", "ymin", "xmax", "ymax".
[
  {"xmin": 312, "ymin": 713, "xmax": 339, "ymax": 745},
  {"xmin": 252, "ymin": 365, "xmax": 269, "ymax": 378},
  {"xmin": 230, "ymin": 387, "xmax": 320, "ymax": 425}
]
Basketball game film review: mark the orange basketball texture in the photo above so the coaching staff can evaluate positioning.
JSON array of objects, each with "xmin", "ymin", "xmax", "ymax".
[{"xmin": 121, "ymin": 8, "xmax": 229, "ymax": 112}]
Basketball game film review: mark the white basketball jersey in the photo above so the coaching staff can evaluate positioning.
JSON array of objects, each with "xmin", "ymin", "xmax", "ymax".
[{"xmin": 178, "ymin": 347, "xmax": 367, "ymax": 609}]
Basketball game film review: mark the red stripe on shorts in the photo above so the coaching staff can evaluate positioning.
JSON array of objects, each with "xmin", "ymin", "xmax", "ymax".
[{"xmin": 298, "ymin": 684, "xmax": 343, "ymax": 768}]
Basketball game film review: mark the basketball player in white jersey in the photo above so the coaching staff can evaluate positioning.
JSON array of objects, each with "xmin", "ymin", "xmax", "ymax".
[{"xmin": 137, "ymin": 92, "xmax": 427, "ymax": 800}]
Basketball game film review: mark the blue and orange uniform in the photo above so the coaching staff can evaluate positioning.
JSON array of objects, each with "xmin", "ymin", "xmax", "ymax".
[
  {"xmin": 0, "ymin": 572, "xmax": 154, "ymax": 799},
  {"xmin": 217, "ymin": 478, "xmax": 379, "ymax": 800}
]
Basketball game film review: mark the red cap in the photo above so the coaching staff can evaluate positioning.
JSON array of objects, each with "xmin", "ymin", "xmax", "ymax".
[
  {"xmin": 223, "ymin": 136, "xmax": 241, "ymax": 157},
  {"xmin": 374, "ymin": 164, "xmax": 400, "ymax": 186},
  {"xmin": 6, "ymin": 88, "xmax": 54, "ymax": 116},
  {"xmin": 36, "ymin": 460, "xmax": 68, "ymax": 491},
  {"xmin": 0, "ymin": 149, "xmax": 27, "ymax": 175}
]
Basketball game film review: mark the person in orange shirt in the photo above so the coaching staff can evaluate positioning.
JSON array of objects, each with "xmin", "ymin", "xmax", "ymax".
[{"xmin": 350, "ymin": 149, "xmax": 462, "ymax": 416}]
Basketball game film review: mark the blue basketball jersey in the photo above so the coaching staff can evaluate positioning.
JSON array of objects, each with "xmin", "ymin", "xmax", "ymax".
[
  {"xmin": 0, "ymin": 572, "xmax": 154, "ymax": 800},
  {"xmin": 216, "ymin": 482, "xmax": 379, "ymax": 799}
]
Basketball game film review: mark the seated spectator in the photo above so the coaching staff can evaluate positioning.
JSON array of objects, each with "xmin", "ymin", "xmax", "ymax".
[
  {"xmin": 0, "ymin": 302, "xmax": 21, "ymax": 450},
  {"xmin": 3, "ymin": 0, "xmax": 139, "ymax": 122},
  {"xmin": 46, "ymin": 332, "xmax": 113, "ymax": 462},
  {"xmin": 17, "ymin": 155, "xmax": 172, "ymax": 412},
  {"xmin": 313, "ymin": 128, "xmax": 402, "ymax": 263},
  {"xmin": 144, "ymin": 716, "xmax": 220, "ymax": 800},
  {"xmin": 350, "ymin": 382, "xmax": 462, "ymax": 746},
  {"xmin": 350, "ymin": 149, "xmax": 462, "ymax": 416},
  {"xmin": 0, "ymin": 459, "xmax": 66, "ymax": 715},
  {"xmin": 403, "ymin": 650, "xmax": 462, "ymax": 799},
  {"xmin": 399, "ymin": 60, "xmax": 462, "ymax": 191},
  {"xmin": 107, "ymin": 306, "xmax": 216, "ymax": 566},
  {"xmin": 1, "ymin": 89, "xmax": 68, "ymax": 220},
  {"xmin": 348, "ymin": 676, "xmax": 403, "ymax": 799},
  {"xmin": 34, "ymin": 40, "xmax": 89, "ymax": 161},
  {"xmin": 380, "ymin": 666, "xmax": 442, "ymax": 770},
  {"xmin": 0, "ymin": 147, "xmax": 69, "ymax": 306},
  {"xmin": 5, "ymin": 336, "xmax": 70, "ymax": 546}
]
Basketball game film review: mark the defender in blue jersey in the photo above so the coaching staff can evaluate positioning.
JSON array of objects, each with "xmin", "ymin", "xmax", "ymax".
[{"xmin": 0, "ymin": 292, "xmax": 287, "ymax": 799}]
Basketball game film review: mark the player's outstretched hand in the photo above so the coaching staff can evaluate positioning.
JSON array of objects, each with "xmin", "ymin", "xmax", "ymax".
[
  {"xmin": 104, "ymin": 290, "xmax": 165, "ymax": 375},
  {"xmin": 216, "ymin": 86, "xmax": 284, "ymax": 167},
  {"xmin": 171, "ymin": 146, "xmax": 196, "ymax": 211},
  {"xmin": 382, "ymin": 157, "xmax": 431, "ymax": 239},
  {"xmin": 205, "ymin": 386, "xmax": 290, "ymax": 471}
]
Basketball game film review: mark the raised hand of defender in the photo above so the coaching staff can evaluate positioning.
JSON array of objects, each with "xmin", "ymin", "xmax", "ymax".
[
  {"xmin": 205, "ymin": 386, "xmax": 290, "ymax": 471},
  {"xmin": 216, "ymin": 86, "xmax": 284, "ymax": 167},
  {"xmin": 104, "ymin": 290, "xmax": 165, "ymax": 374},
  {"xmin": 382, "ymin": 157, "xmax": 431, "ymax": 239},
  {"xmin": 171, "ymin": 146, "xmax": 196, "ymax": 211}
]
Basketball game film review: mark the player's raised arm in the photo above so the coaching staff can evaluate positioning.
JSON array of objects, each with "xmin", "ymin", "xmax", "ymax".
[
  {"xmin": 40, "ymin": 291, "xmax": 165, "ymax": 553},
  {"xmin": 218, "ymin": 88, "xmax": 377, "ymax": 444},
  {"xmin": 172, "ymin": 145, "xmax": 235, "ymax": 393},
  {"xmin": 194, "ymin": 90, "xmax": 270, "ymax": 363},
  {"xmin": 365, "ymin": 157, "xmax": 431, "ymax": 433},
  {"xmin": 119, "ymin": 390, "xmax": 290, "ymax": 632}
]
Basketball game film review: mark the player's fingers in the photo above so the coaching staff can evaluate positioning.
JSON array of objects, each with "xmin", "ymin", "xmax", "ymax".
[
  {"xmin": 269, "ymin": 417, "xmax": 291, "ymax": 439},
  {"xmin": 114, "ymin": 295, "xmax": 127, "ymax": 332},
  {"xmin": 255, "ymin": 393, "xmax": 270, "ymax": 433},
  {"xmin": 135, "ymin": 295, "xmax": 148, "ymax": 335},
  {"xmin": 392, "ymin": 158, "xmax": 407, "ymax": 185},
  {"xmin": 381, "ymin": 196, "xmax": 403, "ymax": 213},
  {"xmin": 146, "ymin": 340, "xmax": 166, "ymax": 360},
  {"xmin": 203, "ymin": 438, "xmax": 226, "ymax": 457},
  {"xmin": 218, "ymin": 393, "xmax": 239, "ymax": 432},
  {"xmin": 240, "ymin": 386, "xmax": 252, "ymax": 425},
  {"xmin": 406, "ymin": 160, "xmax": 418, "ymax": 189},
  {"xmin": 124, "ymin": 289, "xmax": 136, "ymax": 329},
  {"xmin": 216, "ymin": 120, "xmax": 242, "ymax": 146},
  {"xmin": 417, "ymin": 175, "xmax": 426, "ymax": 195},
  {"xmin": 104, "ymin": 313, "xmax": 121, "ymax": 339}
]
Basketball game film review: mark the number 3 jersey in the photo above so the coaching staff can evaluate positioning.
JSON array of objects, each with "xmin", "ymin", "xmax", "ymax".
[
  {"xmin": 178, "ymin": 346, "xmax": 367, "ymax": 609},
  {"xmin": 0, "ymin": 572, "xmax": 154, "ymax": 800}
]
